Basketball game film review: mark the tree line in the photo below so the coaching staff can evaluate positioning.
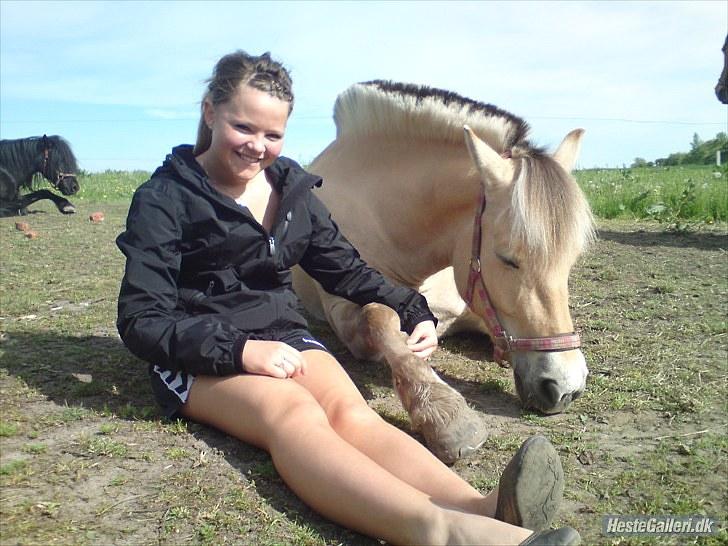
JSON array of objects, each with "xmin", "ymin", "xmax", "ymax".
[{"xmin": 632, "ymin": 132, "xmax": 728, "ymax": 167}]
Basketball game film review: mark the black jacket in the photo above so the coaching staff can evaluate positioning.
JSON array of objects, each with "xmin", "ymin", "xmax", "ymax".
[{"xmin": 116, "ymin": 145, "xmax": 436, "ymax": 376}]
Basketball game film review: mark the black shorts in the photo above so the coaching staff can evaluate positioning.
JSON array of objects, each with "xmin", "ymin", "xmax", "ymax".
[{"xmin": 149, "ymin": 329, "xmax": 330, "ymax": 419}]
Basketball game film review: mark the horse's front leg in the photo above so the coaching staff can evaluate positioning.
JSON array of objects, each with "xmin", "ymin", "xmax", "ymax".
[
  {"xmin": 18, "ymin": 190, "xmax": 76, "ymax": 214},
  {"xmin": 322, "ymin": 294, "xmax": 488, "ymax": 463}
]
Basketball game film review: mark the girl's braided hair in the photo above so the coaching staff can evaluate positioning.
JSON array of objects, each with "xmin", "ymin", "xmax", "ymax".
[{"xmin": 194, "ymin": 51, "xmax": 294, "ymax": 155}]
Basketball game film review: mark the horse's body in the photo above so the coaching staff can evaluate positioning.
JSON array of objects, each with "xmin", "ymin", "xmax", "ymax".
[
  {"xmin": 293, "ymin": 81, "xmax": 594, "ymax": 462},
  {"xmin": 716, "ymin": 35, "xmax": 728, "ymax": 104},
  {"xmin": 0, "ymin": 135, "xmax": 80, "ymax": 217}
]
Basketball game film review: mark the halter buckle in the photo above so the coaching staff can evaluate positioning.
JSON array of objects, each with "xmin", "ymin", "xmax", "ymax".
[{"xmin": 470, "ymin": 257, "xmax": 481, "ymax": 273}]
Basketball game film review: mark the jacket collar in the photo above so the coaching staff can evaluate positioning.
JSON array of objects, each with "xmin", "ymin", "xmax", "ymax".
[{"xmin": 163, "ymin": 145, "xmax": 322, "ymax": 198}]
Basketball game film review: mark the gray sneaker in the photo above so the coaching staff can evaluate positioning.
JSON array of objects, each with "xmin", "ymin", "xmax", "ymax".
[
  {"xmin": 519, "ymin": 527, "xmax": 581, "ymax": 545},
  {"xmin": 495, "ymin": 435, "xmax": 564, "ymax": 531}
]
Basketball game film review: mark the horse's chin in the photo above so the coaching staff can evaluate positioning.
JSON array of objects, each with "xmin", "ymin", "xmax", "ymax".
[{"xmin": 511, "ymin": 350, "xmax": 588, "ymax": 414}]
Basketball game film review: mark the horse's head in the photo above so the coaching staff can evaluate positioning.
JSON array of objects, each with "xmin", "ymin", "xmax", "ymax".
[
  {"xmin": 40, "ymin": 135, "xmax": 80, "ymax": 195},
  {"xmin": 55, "ymin": 173, "xmax": 79, "ymax": 196},
  {"xmin": 457, "ymin": 127, "xmax": 594, "ymax": 414}
]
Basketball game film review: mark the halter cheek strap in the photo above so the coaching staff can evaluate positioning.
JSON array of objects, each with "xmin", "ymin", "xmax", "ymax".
[
  {"xmin": 463, "ymin": 184, "xmax": 581, "ymax": 367},
  {"xmin": 40, "ymin": 137, "xmax": 75, "ymax": 187}
]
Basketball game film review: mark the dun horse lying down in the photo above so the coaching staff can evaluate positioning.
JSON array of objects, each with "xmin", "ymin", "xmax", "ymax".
[{"xmin": 293, "ymin": 81, "xmax": 595, "ymax": 463}]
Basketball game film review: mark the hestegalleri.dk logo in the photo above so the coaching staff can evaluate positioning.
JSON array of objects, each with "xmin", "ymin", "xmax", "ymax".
[{"xmin": 603, "ymin": 515, "xmax": 719, "ymax": 536}]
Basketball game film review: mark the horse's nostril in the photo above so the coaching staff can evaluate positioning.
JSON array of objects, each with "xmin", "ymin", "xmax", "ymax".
[
  {"xmin": 540, "ymin": 379, "xmax": 561, "ymax": 407},
  {"xmin": 571, "ymin": 389, "xmax": 583, "ymax": 402}
]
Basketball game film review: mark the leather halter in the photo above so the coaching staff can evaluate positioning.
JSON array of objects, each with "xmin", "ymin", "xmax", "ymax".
[
  {"xmin": 40, "ymin": 136, "xmax": 75, "ymax": 187},
  {"xmin": 463, "ymin": 179, "xmax": 581, "ymax": 367}
]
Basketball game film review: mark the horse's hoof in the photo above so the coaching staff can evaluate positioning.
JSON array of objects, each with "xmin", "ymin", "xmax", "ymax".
[
  {"xmin": 421, "ymin": 404, "xmax": 489, "ymax": 464},
  {"xmin": 495, "ymin": 435, "xmax": 564, "ymax": 531},
  {"xmin": 61, "ymin": 205, "xmax": 76, "ymax": 214}
]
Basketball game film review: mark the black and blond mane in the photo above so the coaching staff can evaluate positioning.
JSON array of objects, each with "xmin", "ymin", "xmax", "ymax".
[
  {"xmin": 333, "ymin": 80, "xmax": 595, "ymax": 264},
  {"xmin": 333, "ymin": 80, "xmax": 532, "ymax": 153}
]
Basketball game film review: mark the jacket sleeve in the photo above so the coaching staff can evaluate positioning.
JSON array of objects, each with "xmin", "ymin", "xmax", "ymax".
[
  {"xmin": 116, "ymin": 186, "xmax": 246, "ymax": 376},
  {"xmin": 298, "ymin": 193, "xmax": 437, "ymax": 334}
]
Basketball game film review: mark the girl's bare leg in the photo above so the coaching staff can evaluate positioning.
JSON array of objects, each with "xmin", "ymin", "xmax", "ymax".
[
  {"xmin": 181, "ymin": 372, "xmax": 532, "ymax": 545},
  {"xmin": 294, "ymin": 350, "xmax": 498, "ymax": 516}
]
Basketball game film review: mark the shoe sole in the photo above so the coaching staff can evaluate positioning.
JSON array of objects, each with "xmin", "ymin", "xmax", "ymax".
[{"xmin": 496, "ymin": 435, "xmax": 564, "ymax": 531}]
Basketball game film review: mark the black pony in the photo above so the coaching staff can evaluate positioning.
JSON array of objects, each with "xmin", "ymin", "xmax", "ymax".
[{"xmin": 0, "ymin": 135, "xmax": 80, "ymax": 217}]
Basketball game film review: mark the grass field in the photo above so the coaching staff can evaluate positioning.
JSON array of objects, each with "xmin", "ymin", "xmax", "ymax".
[
  {"xmin": 74, "ymin": 164, "xmax": 728, "ymax": 227},
  {"xmin": 574, "ymin": 165, "xmax": 727, "ymax": 228},
  {"xmin": 0, "ymin": 168, "xmax": 726, "ymax": 545}
]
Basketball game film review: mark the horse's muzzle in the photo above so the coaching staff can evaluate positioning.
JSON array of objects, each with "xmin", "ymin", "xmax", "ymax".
[
  {"xmin": 59, "ymin": 176, "xmax": 79, "ymax": 195},
  {"xmin": 512, "ymin": 350, "xmax": 588, "ymax": 414}
]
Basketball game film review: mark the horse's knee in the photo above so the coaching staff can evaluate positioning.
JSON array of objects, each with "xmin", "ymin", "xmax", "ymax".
[
  {"xmin": 353, "ymin": 303, "xmax": 405, "ymax": 360},
  {"xmin": 360, "ymin": 303, "xmax": 400, "ymax": 336}
]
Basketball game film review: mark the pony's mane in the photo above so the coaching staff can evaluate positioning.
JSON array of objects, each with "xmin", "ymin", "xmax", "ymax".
[
  {"xmin": 46, "ymin": 135, "xmax": 79, "ymax": 174},
  {"xmin": 333, "ymin": 80, "xmax": 594, "ymax": 263}
]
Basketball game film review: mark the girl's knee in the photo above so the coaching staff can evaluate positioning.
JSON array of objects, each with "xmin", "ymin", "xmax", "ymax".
[
  {"xmin": 266, "ymin": 389, "xmax": 329, "ymax": 430},
  {"xmin": 326, "ymin": 397, "xmax": 382, "ymax": 434}
]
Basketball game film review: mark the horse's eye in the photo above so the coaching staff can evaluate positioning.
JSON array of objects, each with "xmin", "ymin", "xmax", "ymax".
[{"xmin": 497, "ymin": 254, "xmax": 520, "ymax": 269}]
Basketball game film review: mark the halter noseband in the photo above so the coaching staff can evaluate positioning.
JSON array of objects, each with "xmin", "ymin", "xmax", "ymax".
[{"xmin": 463, "ymin": 158, "xmax": 581, "ymax": 367}]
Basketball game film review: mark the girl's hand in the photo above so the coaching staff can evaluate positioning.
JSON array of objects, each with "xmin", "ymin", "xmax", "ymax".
[
  {"xmin": 241, "ymin": 340, "xmax": 306, "ymax": 378},
  {"xmin": 406, "ymin": 320, "xmax": 438, "ymax": 359}
]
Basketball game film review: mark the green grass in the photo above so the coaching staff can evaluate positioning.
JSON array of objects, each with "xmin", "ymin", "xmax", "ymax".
[
  {"xmin": 74, "ymin": 170, "xmax": 150, "ymax": 202},
  {"xmin": 575, "ymin": 164, "xmax": 728, "ymax": 225},
  {"xmin": 0, "ymin": 421, "xmax": 19, "ymax": 437},
  {"xmin": 63, "ymin": 165, "xmax": 728, "ymax": 226}
]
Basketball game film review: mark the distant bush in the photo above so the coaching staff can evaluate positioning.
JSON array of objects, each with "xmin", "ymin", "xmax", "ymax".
[{"xmin": 652, "ymin": 132, "xmax": 728, "ymax": 167}]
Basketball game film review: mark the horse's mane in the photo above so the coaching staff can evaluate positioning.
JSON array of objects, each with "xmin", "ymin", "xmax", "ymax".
[
  {"xmin": 334, "ymin": 80, "xmax": 532, "ymax": 153},
  {"xmin": 0, "ymin": 135, "xmax": 78, "ymax": 189},
  {"xmin": 507, "ymin": 151, "xmax": 595, "ymax": 267},
  {"xmin": 333, "ymin": 80, "xmax": 594, "ymax": 264}
]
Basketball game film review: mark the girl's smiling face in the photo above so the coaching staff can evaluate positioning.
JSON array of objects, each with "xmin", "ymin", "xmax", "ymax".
[{"xmin": 201, "ymin": 84, "xmax": 289, "ymax": 186}]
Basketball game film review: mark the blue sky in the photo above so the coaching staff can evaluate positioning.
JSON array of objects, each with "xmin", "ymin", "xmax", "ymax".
[{"xmin": 1, "ymin": 0, "xmax": 726, "ymax": 172}]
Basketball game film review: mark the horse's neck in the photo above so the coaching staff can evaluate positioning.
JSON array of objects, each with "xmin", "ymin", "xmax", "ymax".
[
  {"xmin": 13, "ymin": 145, "xmax": 44, "ymax": 187},
  {"xmin": 322, "ymin": 137, "xmax": 481, "ymax": 285}
]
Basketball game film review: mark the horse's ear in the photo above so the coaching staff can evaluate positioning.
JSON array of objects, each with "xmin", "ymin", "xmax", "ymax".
[
  {"xmin": 553, "ymin": 129, "xmax": 585, "ymax": 172},
  {"xmin": 463, "ymin": 125, "xmax": 514, "ymax": 191}
]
